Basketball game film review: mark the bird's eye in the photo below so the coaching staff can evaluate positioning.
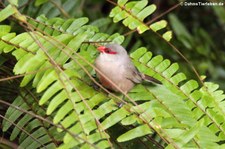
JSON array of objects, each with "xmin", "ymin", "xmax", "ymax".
[
  {"xmin": 104, "ymin": 48, "xmax": 117, "ymax": 54},
  {"xmin": 104, "ymin": 48, "xmax": 111, "ymax": 53}
]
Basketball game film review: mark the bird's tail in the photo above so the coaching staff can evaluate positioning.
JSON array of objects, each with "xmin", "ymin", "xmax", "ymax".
[{"xmin": 142, "ymin": 74, "xmax": 162, "ymax": 84}]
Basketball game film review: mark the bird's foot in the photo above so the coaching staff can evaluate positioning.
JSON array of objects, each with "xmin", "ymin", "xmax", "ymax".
[
  {"xmin": 92, "ymin": 83, "xmax": 100, "ymax": 91},
  {"xmin": 117, "ymin": 102, "xmax": 124, "ymax": 108}
]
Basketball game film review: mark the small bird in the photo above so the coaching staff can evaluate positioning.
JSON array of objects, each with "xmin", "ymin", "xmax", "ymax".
[{"xmin": 94, "ymin": 43, "xmax": 161, "ymax": 93}]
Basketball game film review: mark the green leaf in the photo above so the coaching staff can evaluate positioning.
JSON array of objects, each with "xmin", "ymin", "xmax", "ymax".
[
  {"xmin": 162, "ymin": 31, "xmax": 173, "ymax": 41},
  {"xmin": 0, "ymin": 5, "xmax": 17, "ymax": 22},
  {"xmin": 150, "ymin": 20, "xmax": 167, "ymax": 32},
  {"xmin": 180, "ymin": 80, "xmax": 198, "ymax": 94},
  {"xmin": 66, "ymin": 17, "xmax": 89, "ymax": 33},
  {"xmin": 162, "ymin": 63, "xmax": 179, "ymax": 78},
  {"xmin": 46, "ymin": 90, "xmax": 68, "ymax": 115},
  {"xmin": 175, "ymin": 120, "xmax": 204, "ymax": 147},
  {"xmin": 1, "ymin": 33, "xmax": 16, "ymax": 53},
  {"xmin": 4, "ymin": 104, "xmax": 29, "ymax": 132},
  {"xmin": 96, "ymin": 140, "xmax": 110, "ymax": 149},
  {"xmin": 155, "ymin": 59, "xmax": 171, "ymax": 72},
  {"xmin": 39, "ymin": 81, "xmax": 63, "ymax": 105},
  {"xmin": 139, "ymin": 51, "xmax": 152, "ymax": 64},
  {"xmin": 0, "ymin": 25, "xmax": 11, "ymax": 33},
  {"xmin": 121, "ymin": 115, "xmax": 138, "ymax": 125},
  {"xmin": 2, "ymin": 97, "xmax": 26, "ymax": 131},
  {"xmin": 109, "ymin": 0, "xmax": 170, "ymax": 35},
  {"xmin": 136, "ymin": 4, "xmax": 156, "ymax": 20},
  {"xmin": 35, "ymin": 0, "xmax": 49, "ymax": 6},
  {"xmin": 118, "ymin": 0, "xmax": 128, "ymax": 5},
  {"xmin": 147, "ymin": 55, "xmax": 163, "ymax": 68},
  {"xmin": 130, "ymin": 102, "xmax": 151, "ymax": 114},
  {"xmin": 20, "ymin": 127, "xmax": 46, "ymax": 147},
  {"xmin": 63, "ymin": 124, "xmax": 82, "ymax": 144},
  {"xmin": 36, "ymin": 70, "xmax": 57, "ymax": 92},
  {"xmin": 137, "ymin": 24, "xmax": 149, "ymax": 34},
  {"xmin": 130, "ymin": 47, "xmax": 147, "ymax": 59},
  {"xmin": 117, "ymin": 124, "xmax": 152, "ymax": 142},
  {"xmin": 53, "ymin": 100, "xmax": 73, "ymax": 124},
  {"xmin": 170, "ymin": 73, "xmax": 186, "ymax": 85},
  {"xmin": 101, "ymin": 106, "xmax": 130, "ymax": 130},
  {"xmin": 9, "ymin": 0, "xmax": 18, "ymax": 6},
  {"xmin": 59, "ymin": 112, "xmax": 78, "ymax": 132},
  {"xmin": 10, "ymin": 115, "xmax": 33, "ymax": 140},
  {"xmin": 131, "ymin": 0, "xmax": 148, "ymax": 15}
]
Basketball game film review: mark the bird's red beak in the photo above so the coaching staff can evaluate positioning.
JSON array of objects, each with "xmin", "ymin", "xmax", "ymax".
[{"xmin": 97, "ymin": 46, "xmax": 106, "ymax": 53}]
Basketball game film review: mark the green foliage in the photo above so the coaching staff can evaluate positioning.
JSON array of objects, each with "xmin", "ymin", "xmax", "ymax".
[
  {"xmin": 0, "ymin": 5, "xmax": 17, "ymax": 22},
  {"xmin": 2, "ymin": 93, "xmax": 59, "ymax": 149},
  {"xmin": 19, "ymin": 0, "xmax": 84, "ymax": 18},
  {"xmin": 0, "ymin": 16, "xmax": 123, "ymax": 148},
  {"xmin": 0, "ymin": 0, "xmax": 225, "ymax": 149},
  {"xmin": 109, "ymin": 0, "xmax": 172, "ymax": 41}
]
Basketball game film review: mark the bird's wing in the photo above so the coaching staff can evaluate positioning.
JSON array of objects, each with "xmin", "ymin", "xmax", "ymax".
[
  {"xmin": 123, "ymin": 64, "xmax": 143, "ymax": 84},
  {"xmin": 142, "ymin": 74, "xmax": 162, "ymax": 84},
  {"xmin": 123, "ymin": 64, "xmax": 162, "ymax": 84}
]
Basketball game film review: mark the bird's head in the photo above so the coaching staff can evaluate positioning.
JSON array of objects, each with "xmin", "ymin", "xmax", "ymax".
[{"xmin": 97, "ymin": 44, "xmax": 128, "ymax": 57}]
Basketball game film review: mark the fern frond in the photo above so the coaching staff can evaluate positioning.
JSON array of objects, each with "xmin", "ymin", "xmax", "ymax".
[
  {"xmin": 109, "ymin": 0, "xmax": 172, "ymax": 41},
  {"xmin": 0, "ymin": 15, "xmax": 124, "ymax": 148},
  {"xmin": 126, "ymin": 47, "xmax": 225, "ymax": 148},
  {"xmin": 2, "ymin": 94, "xmax": 58, "ymax": 149}
]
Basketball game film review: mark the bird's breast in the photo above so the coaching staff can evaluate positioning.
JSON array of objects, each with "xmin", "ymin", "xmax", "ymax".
[{"xmin": 95, "ymin": 59, "xmax": 134, "ymax": 92}]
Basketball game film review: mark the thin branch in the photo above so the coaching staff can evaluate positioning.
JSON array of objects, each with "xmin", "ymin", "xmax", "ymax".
[
  {"xmin": 0, "ymin": 66, "xmax": 52, "ymax": 82},
  {"xmin": 0, "ymin": 38, "xmax": 36, "ymax": 55}
]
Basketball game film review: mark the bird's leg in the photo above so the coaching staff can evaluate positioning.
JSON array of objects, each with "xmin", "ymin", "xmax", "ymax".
[
  {"xmin": 91, "ymin": 73, "xmax": 101, "ymax": 91},
  {"xmin": 116, "ymin": 93, "xmax": 128, "ymax": 107},
  {"xmin": 92, "ymin": 82, "xmax": 100, "ymax": 91},
  {"xmin": 116, "ymin": 95, "xmax": 124, "ymax": 108}
]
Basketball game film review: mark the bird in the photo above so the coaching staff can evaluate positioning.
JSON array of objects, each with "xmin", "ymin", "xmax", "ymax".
[{"xmin": 94, "ymin": 43, "xmax": 161, "ymax": 94}]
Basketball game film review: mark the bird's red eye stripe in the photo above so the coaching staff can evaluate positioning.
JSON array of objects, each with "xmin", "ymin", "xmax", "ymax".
[
  {"xmin": 97, "ymin": 46, "xmax": 117, "ymax": 55},
  {"xmin": 108, "ymin": 51, "xmax": 117, "ymax": 54},
  {"xmin": 104, "ymin": 48, "xmax": 117, "ymax": 54}
]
